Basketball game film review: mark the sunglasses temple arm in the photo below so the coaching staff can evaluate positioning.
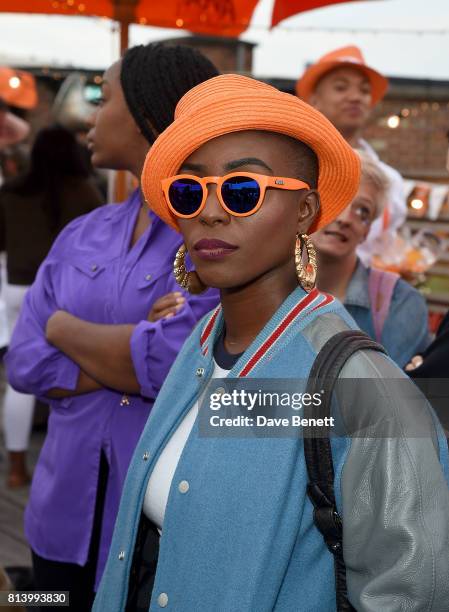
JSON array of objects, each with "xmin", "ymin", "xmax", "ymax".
[{"xmin": 268, "ymin": 178, "xmax": 310, "ymax": 191}]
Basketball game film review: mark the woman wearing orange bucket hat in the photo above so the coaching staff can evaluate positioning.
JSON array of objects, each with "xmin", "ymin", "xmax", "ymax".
[{"xmin": 94, "ymin": 75, "xmax": 449, "ymax": 612}]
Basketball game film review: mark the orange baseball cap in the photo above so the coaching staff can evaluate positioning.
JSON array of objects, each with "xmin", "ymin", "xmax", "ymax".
[
  {"xmin": 296, "ymin": 46, "xmax": 388, "ymax": 107},
  {"xmin": 142, "ymin": 74, "xmax": 361, "ymax": 234},
  {"xmin": 0, "ymin": 68, "xmax": 38, "ymax": 110}
]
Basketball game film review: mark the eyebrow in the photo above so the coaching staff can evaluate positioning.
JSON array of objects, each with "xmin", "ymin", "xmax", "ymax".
[
  {"xmin": 353, "ymin": 197, "xmax": 375, "ymax": 208},
  {"xmin": 179, "ymin": 157, "xmax": 274, "ymax": 175},
  {"xmin": 225, "ymin": 158, "xmax": 273, "ymax": 172},
  {"xmin": 179, "ymin": 162, "xmax": 204, "ymax": 173}
]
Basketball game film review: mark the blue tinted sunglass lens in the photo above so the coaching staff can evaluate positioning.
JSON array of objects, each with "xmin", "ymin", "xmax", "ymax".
[
  {"xmin": 221, "ymin": 176, "xmax": 260, "ymax": 214},
  {"xmin": 168, "ymin": 179, "xmax": 203, "ymax": 215}
]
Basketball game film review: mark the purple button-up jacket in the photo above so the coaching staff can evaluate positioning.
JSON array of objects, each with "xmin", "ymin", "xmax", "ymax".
[{"xmin": 5, "ymin": 190, "xmax": 218, "ymax": 586}]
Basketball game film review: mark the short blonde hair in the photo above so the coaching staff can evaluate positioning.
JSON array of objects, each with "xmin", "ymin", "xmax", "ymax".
[{"xmin": 355, "ymin": 149, "xmax": 390, "ymax": 219}]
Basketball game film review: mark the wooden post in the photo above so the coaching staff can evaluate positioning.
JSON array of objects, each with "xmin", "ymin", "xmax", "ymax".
[
  {"xmin": 120, "ymin": 18, "xmax": 129, "ymax": 54},
  {"xmin": 114, "ymin": 1, "xmax": 137, "ymax": 202},
  {"xmin": 113, "ymin": 0, "xmax": 138, "ymax": 51}
]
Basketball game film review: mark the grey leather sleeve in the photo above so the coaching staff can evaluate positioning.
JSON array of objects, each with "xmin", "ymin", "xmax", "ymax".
[
  {"xmin": 303, "ymin": 314, "xmax": 449, "ymax": 611},
  {"xmin": 340, "ymin": 350, "xmax": 449, "ymax": 611}
]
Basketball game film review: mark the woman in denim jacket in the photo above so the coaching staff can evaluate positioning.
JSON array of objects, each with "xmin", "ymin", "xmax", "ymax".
[
  {"xmin": 94, "ymin": 75, "xmax": 449, "ymax": 612},
  {"xmin": 312, "ymin": 151, "xmax": 430, "ymax": 368}
]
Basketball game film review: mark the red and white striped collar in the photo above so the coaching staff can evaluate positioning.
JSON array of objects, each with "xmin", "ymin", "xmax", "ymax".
[
  {"xmin": 199, "ymin": 288, "xmax": 334, "ymax": 375},
  {"xmin": 200, "ymin": 304, "xmax": 222, "ymax": 357}
]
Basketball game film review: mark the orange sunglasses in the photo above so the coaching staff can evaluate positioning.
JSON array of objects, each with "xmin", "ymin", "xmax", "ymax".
[{"xmin": 161, "ymin": 172, "xmax": 310, "ymax": 219}]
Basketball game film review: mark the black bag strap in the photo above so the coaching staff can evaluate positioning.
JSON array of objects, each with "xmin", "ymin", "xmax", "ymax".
[{"xmin": 304, "ymin": 330, "xmax": 386, "ymax": 612}]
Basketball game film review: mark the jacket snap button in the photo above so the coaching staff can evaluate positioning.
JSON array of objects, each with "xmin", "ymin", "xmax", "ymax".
[
  {"xmin": 118, "ymin": 550, "xmax": 125, "ymax": 560},
  {"xmin": 178, "ymin": 480, "xmax": 190, "ymax": 494},
  {"xmin": 91, "ymin": 264, "xmax": 98, "ymax": 272},
  {"xmin": 196, "ymin": 367, "xmax": 205, "ymax": 377},
  {"xmin": 142, "ymin": 452, "xmax": 150, "ymax": 461},
  {"xmin": 145, "ymin": 274, "xmax": 152, "ymax": 281},
  {"xmin": 157, "ymin": 592, "xmax": 168, "ymax": 607}
]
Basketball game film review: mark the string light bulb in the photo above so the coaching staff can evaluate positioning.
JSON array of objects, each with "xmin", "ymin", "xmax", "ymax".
[
  {"xmin": 411, "ymin": 199, "xmax": 424, "ymax": 210},
  {"xmin": 8, "ymin": 76, "xmax": 21, "ymax": 89},
  {"xmin": 387, "ymin": 115, "xmax": 400, "ymax": 129}
]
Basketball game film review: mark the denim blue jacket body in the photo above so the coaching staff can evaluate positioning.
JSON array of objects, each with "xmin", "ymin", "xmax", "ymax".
[
  {"xmin": 345, "ymin": 260, "xmax": 430, "ymax": 368},
  {"xmin": 94, "ymin": 287, "xmax": 449, "ymax": 612}
]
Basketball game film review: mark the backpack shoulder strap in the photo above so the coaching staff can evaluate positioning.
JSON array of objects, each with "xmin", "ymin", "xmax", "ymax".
[
  {"xmin": 304, "ymin": 330, "xmax": 386, "ymax": 612},
  {"xmin": 368, "ymin": 267, "xmax": 400, "ymax": 342}
]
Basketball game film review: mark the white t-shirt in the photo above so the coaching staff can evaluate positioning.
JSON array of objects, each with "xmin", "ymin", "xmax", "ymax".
[{"xmin": 143, "ymin": 361, "xmax": 229, "ymax": 530}]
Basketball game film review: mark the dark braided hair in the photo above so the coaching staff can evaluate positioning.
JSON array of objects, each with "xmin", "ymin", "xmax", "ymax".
[{"xmin": 120, "ymin": 42, "xmax": 219, "ymax": 144}]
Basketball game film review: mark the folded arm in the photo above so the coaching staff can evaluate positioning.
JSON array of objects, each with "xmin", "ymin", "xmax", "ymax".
[
  {"xmin": 46, "ymin": 370, "xmax": 102, "ymax": 398},
  {"xmin": 5, "ymin": 264, "xmax": 98, "ymax": 399},
  {"xmin": 46, "ymin": 312, "xmax": 139, "ymax": 394},
  {"xmin": 46, "ymin": 288, "xmax": 219, "ymax": 398}
]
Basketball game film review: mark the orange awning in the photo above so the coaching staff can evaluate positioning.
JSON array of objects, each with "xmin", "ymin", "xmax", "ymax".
[
  {"xmin": 271, "ymin": 0, "xmax": 363, "ymax": 27},
  {"xmin": 0, "ymin": 1, "xmax": 367, "ymax": 37},
  {"xmin": 0, "ymin": 1, "xmax": 113, "ymax": 18}
]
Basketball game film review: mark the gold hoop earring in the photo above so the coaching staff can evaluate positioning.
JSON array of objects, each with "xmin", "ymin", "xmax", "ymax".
[
  {"xmin": 173, "ymin": 244, "xmax": 208, "ymax": 295},
  {"xmin": 295, "ymin": 234, "xmax": 317, "ymax": 292}
]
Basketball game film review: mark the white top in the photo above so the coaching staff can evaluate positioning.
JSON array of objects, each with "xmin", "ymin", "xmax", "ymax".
[
  {"xmin": 356, "ymin": 138, "xmax": 407, "ymax": 266},
  {"xmin": 143, "ymin": 361, "xmax": 229, "ymax": 530}
]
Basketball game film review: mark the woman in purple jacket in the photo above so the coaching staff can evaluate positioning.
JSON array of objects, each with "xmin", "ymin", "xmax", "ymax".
[{"xmin": 5, "ymin": 43, "xmax": 219, "ymax": 611}]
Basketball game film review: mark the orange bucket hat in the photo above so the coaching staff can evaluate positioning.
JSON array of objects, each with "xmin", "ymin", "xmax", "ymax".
[
  {"xmin": 142, "ymin": 74, "xmax": 360, "ymax": 234},
  {"xmin": 0, "ymin": 68, "xmax": 37, "ymax": 110},
  {"xmin": 296, "ymin": 46, "xmax": 388, "ymax": 107}
]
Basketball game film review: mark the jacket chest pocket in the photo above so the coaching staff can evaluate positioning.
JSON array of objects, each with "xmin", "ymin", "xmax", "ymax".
[
  {"xmin": 137, "ymin": 272, "xmax": 156, "ymax": 291},
  {"xmin": 124, "ymin": 267, "xmax": 172, "ymax": 321},
  {"xmin": 72, "ymin": 260, "xmax": 107, "ymax": 280},
  {"xmin": 135, "ymin": 265, "xmax": 171, "ymax": 292},
  {"xmin": 62, "ymin": 260, "xmax": 109, "ymax": 318}
]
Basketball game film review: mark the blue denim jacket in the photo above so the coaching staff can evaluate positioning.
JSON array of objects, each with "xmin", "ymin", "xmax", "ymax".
[
  {"xmin": 345, "ymin": 260, "xmax": 430, "ymax": 368},
  {"xmin": 94, "ymin": 287, "xmax": 449, "ymax": 612}
]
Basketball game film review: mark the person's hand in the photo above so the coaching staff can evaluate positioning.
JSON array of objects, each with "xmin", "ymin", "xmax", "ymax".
[
  {"xmin": 147, "ymin": 292, "xmax": 185, "ymax": 322},
  {"xmin": 405, "ymin": 355, "xmax": 424, "ymax": 371}
]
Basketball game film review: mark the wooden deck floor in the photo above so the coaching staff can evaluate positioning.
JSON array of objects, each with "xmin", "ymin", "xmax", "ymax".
[{"xmin": 0, "ymin": 365, "xmax": 44, "ymax": 570}]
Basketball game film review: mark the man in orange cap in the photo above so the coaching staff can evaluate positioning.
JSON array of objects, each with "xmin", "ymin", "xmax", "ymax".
[{"xmin": 296, "ymin": 46, "xmax": 406, "ymax": 265}]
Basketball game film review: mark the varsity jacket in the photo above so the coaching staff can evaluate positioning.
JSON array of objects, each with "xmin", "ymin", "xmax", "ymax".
[{"xmin": 94, "ymin": 286, "xmax": 449, "ymax": 612}]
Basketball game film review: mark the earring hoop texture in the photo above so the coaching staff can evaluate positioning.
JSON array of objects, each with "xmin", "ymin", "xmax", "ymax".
[
  {"xmin": 173, "ymin": 244, "xmax": 207, "ymax": 295},
  {"xmin": 295, "ymin": 234, "xmax": 317, "ymax": 292}
]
